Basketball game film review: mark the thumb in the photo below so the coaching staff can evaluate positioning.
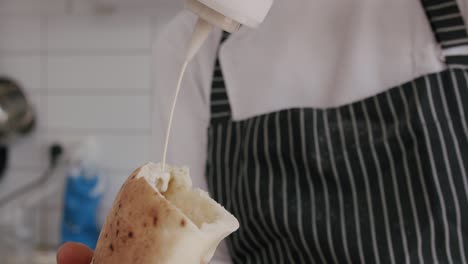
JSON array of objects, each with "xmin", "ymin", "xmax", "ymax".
[{"xmin": 57, "ymin": 242, "xmax": 94, "ymax": 264}]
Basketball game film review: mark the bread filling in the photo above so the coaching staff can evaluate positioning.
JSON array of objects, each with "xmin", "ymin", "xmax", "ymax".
[{"xmin": 138, "ymin": 163, "xmax": 220, "ymax": 229}]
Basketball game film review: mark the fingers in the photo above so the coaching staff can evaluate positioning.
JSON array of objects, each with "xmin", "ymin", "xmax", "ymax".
[{"xmin": 57, "ymin": 242, "xmax": 94, "ymax": 264}]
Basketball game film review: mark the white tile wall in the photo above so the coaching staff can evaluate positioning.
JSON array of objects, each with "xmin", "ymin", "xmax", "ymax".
[
  {"xmin": 46, "ymin": 16, "xmax": 152, "ymax": 51},
  {"xmin": 45, "ymin": 134, "xmax": 152, "ymax": 170},
  {"xmin": 46, "ymin": 95, "xmax": 151, "ymax": 131},
  {"xmin": 0, "ymin": 169, "xmax": 42, "ymax": 201},
  {"xmin": 0, "ymin": 55, "xmax": 42, "ymax": 90},
  {"xmin": 8, "ymin": 94, "xmax": 48, "ymax": 170},
  {"xmin": 9, "ymin": 133, "xmax": 49, "ymax": 169},
  {"xmin": 0, "ymin": 0, "xmax": 160, "ymax": 248},
  {"xmin": 46, "ymin": 55, "xmax": 151, "ymax": 91},
  {"xmin": 0, "ymin": 0, "xmax": 66, "ymax": 15},
  {"xmin": 0, "ymin": 17, "xmax": 41, "ymax": 51}
]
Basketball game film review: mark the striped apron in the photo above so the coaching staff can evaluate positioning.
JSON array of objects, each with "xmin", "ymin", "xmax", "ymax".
[{"xmin": 206, "ymin": 0, "xmax": 468, "ymax": 263}]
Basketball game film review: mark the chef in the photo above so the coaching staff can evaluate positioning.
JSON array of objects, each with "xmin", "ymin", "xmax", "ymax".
[{"xmin": 59, "ymin": 0, "xmax": 468, "ymax": 263}]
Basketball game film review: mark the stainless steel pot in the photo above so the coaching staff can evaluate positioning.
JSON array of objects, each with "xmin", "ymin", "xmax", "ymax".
[
  {"xmin": 0, "ymin": 78, "xmax": 35, "ymax": 179},
  {"xmin": 0, "ymin": 77, "xmax": 35, "ymax": 142}
]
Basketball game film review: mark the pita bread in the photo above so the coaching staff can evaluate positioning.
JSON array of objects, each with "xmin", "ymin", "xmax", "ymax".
[{"xmin": 92, "ymin": 162, "xmax": 239, "ymax": 264}]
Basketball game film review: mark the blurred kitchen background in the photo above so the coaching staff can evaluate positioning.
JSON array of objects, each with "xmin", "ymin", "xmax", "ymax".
[{"xmin": 0, "ymin": 0, "xmax": 181, "ymax": 262}]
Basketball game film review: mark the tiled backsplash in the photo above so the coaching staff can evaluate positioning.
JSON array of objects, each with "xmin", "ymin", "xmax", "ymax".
[{"xmin": 0, "ymin": 0, "xmax": 180, "ymax": 248}]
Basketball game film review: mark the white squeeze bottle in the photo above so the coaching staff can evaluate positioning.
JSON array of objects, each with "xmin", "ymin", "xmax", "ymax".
[
  {"xmin": 184, "ymin": 0, "xmax": 273, "ymax": 59},
  {"xmin": 162, "ymin": 0, "xmax": 273, "ymax": 173}
]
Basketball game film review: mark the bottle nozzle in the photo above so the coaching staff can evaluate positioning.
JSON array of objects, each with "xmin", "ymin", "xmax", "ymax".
[
  {"xmin": 186, "ymin": 0, "xmax": 241, "ymax": 34},
  {"xmin": 185, "ymin": 18, "xmax": 214, "ymax": 62}
]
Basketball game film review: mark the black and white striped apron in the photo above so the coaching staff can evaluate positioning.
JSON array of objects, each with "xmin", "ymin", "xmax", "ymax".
[{"xmin": 206, "ymin": 0, "xmax": 468, "ymax": 263}]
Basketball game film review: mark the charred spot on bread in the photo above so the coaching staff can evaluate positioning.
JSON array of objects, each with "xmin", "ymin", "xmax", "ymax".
[
  {"xmin": 116, "ymin": 229, "xmax": 119, "ymax": 236},
  {"xmin": 151, "ymin": 208, "xmax": 159, "ymax": 226},
  {"xmin": 180, "ymin": 219, "xmax": 186, "ymax": 227},
  {"xmin": 128, "ymin": 232, "xmax": 133, "ymax": 238},
  {"xmin": 109, "ymin": 244, "xmax": 114, "ymax": 252}
]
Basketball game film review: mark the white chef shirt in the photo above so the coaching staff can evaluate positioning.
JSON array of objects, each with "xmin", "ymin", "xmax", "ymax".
[{"xmin": 151, "ymin": 0, "xmax": 468, "ymax": 262}]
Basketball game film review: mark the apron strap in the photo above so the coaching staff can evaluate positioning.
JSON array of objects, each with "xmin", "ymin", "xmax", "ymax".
[
  {"xmin": 210, "ymin": 32, "xmax": 232, "ymax": 124},
  {"xmin": 421, "ymin": 0, "xmax": 468, "ymax": 66},
  {"xmin": 421, "ymin": 0, "xmax": 468, "ymax": 49}
]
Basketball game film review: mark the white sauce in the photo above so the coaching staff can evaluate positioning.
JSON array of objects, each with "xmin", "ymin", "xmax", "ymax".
[{"xmin": 161, "ymin": 18, "xmax": 214, "ymax": 174}]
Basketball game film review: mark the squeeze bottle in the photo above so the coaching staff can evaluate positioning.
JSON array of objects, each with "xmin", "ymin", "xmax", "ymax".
[{"xmin": 183, "ymin": 0, "xmax": 273, "ymax": 61}]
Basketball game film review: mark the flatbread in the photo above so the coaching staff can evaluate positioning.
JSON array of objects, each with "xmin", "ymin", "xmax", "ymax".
[{"xmin": 92, "ymin": 163, "xmax": 239, "ymax": 264}]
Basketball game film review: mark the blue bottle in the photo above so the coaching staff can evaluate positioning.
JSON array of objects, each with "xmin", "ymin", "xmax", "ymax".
[{"xmin": 61, "ymin": 138, "xmax": 104, "ymax": 249}]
